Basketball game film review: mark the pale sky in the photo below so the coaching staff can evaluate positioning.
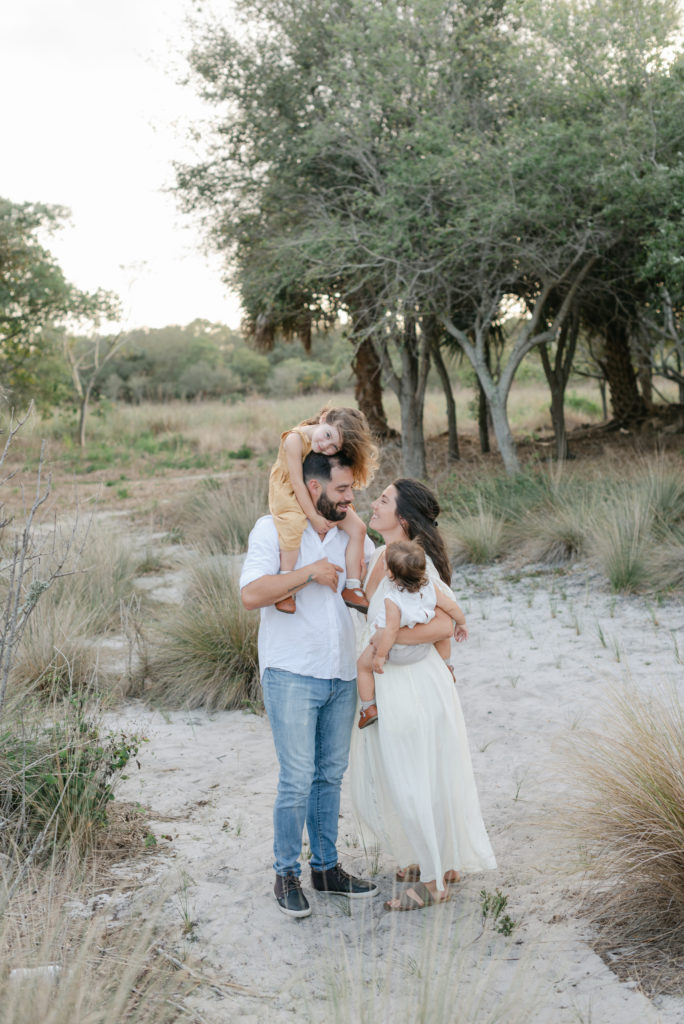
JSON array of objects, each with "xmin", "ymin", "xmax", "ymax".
[{"xmin": 0, "ymin": 0, "xmax": 242, "ymax": 331}]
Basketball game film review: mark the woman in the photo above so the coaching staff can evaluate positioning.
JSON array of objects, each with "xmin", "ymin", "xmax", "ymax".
[{"xmin": 350, "ymin": 478, "xmax": 496, "ymax": 911}]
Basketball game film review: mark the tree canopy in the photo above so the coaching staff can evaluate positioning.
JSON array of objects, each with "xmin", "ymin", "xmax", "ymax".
[
  {"xmin": 176, "ymin": 0, "xmax": 684, "ymax": 473},
  {"xmin": 0, "ymin": 198, "xmax": 119, "ymax": 409}
]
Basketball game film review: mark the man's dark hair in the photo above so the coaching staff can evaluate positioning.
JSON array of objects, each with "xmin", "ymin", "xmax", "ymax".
[{"xmin": 302, "ymin": 448, "xmax": 354, "ymax": 484}]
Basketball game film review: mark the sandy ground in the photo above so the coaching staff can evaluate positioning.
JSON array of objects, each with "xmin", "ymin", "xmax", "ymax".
[{"xmin": 102, "ymin": 558, "xmax": 684, "ymax": 1024}]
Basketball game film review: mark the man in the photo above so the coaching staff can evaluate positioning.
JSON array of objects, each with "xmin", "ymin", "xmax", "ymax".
[{"xmin": 240, "ymin": 448, "xmax": 378, "ymax": 917}]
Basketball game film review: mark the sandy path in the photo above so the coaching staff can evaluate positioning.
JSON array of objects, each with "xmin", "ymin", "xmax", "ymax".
[{"xmin": 107, "ymin": 563, "xmax": 684, "ymax": 1023}]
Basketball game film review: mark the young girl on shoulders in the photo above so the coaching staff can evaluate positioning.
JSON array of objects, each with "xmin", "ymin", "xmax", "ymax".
[
  {"xmin": 269, "ymin": 407, "xmax": 378, "ymax": 614},
  {"xmin": 356, "ymin": 539, "xmax": 467, "ymax": 728}
]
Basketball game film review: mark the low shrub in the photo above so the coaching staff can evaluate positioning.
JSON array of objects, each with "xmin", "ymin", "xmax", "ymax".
[{"xmin": 0, "ymin": 696, "xmax": 139, "ymax": 857}]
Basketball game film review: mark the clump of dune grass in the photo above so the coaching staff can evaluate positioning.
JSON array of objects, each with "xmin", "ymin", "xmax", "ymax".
[
  {"xmin": 639, "ymin": 456, "xmax": 684, "ymax": 536},
  {"xmin": 54, "ymin": 524, "xmax": 141, "ymax": 632},
  {"xmin": 445, "ymin": 501, "xmax": 508, "ymax": 566},
  {"xmin": 173, "ymin": 474, "xmax": 268, "ymax": 554},
  {"xmin": 588, "ymin": 494, "xmax": 655, "ymax": 593},
  {"xmin": 146, "ymin": 557, "xmax": 260, "ymax": 711},
  {"xmin": 7, "ymin": 596, "xmax": 99, "ymax": 698},
  {"xmin": 512, "ymin": 498, "xmax": 590, "ymax": 564},
  {"xmin": 565, "ymin": 687, "xmax": 684, "ymax": 994}
]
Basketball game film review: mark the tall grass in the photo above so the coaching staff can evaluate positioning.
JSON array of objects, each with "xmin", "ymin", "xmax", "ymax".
[
  {"xmin": 146, "ymin": 557, "xmax": 260, "ymax": 711},
  {"xmin": 446, "ymin": 502, "xmax": 508, "ymax": 566},
  {"xmin": 565, "ymin": 687, "xmax": 684, "ymax": 993},
  {"xmin": 589, "ymin": 493, "xmax": 655, "ymax": 593},
  {"xmin": 171, "ymin": 474, "xmax": 268, "ymax": 554},
  {"xmin": 317, "ymin": 906, "xmax": 536, "ymax": 1024},
  {"xmin": 0, "ymin": 874, "xmax": 190, "ymax": 1024},
  {"xmin": 437, "ymin": 457, "xmax": 684, "ymax": 592}
]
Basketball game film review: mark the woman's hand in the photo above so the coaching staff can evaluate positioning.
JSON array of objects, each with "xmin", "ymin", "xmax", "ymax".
[{"xmin": 371, "ymin": 652, "xmax": 386, "ymax": 674}]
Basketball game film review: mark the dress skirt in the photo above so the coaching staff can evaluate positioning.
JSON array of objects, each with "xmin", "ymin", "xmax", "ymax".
[{"xmin": 350, "ymin": 550, "xmax": 496, "ymax": 885}]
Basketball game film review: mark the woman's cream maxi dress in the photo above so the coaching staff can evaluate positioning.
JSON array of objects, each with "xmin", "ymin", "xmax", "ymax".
[{"xmin": 350, "ymin": 547, "xmax": 497, "ymax": 884}]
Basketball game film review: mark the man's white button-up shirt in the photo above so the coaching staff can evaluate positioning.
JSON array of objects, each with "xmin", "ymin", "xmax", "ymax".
[{"xmin": 239, "ymin": 515, "xmax": 375, "ymax": 682}]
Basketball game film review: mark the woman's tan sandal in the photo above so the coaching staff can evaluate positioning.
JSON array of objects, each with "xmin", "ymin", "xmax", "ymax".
[
  {"xmin": 395, "ymin": 865, "xmax": 421, "ymax": 883},
  {"xmin": 395, "ymin": 866, "xmax": 460, "ymax": 884},
  {"xmin": 384, "ymin": 882, "xmax": 451, "ymax": 912}
]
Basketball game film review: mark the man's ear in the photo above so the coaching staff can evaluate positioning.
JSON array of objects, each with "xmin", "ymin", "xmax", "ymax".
[{"xmin": 307, "ymin": 478, "xmax": 321, "ymax": 503}]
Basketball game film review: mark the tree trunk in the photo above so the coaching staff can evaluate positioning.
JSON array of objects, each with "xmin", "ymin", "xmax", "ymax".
[
  {"xmin": 78, "ymin": 383, "xmax": 94, "ymax": 447},
  {"xmin": 478, "ymin": 383, "xmax": 490, "ymax": 453},
  {"xmin": 488, "ymin": 391, "xmax": 520, "ymax": 474},
  {"xmin": 539, "ymin": 312, "xmax": 580, "ymax": 461},
  {"xmin": 604, "ymin": 320, "xmax": 646, "ymax": 426},
  {"xmin": 427, "ymin": 322, "xmax": 459, "ymax": 462},
  {"xmin": 351, "ymin": 336, "xmax": 398, "ymax": 441},
  {"xmin": 397, "ymin": 318, "xmax": 429, "ymax": 478}
]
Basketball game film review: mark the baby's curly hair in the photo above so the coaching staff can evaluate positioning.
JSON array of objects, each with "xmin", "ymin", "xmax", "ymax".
[
  {"xmin": 385, "ymin": 540, "xmax": 429, "ymax": 593},
  {"xmin": 305, "ymin": 406, "xmax": 379, "ymax": 488}
]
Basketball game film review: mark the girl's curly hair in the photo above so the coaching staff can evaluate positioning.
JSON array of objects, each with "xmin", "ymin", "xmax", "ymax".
[{"xmin": 303, "ymin": 406, "xmax": 379, "ymax": 488}]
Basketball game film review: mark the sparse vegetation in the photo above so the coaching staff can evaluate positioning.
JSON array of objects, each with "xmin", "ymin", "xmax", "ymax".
[
  {"xmin": 565, "ymin": 687, "xmax": 684, "ymax": 994},
  {"xmin": 146, "ymin": 558, "xmax": 259, "ymax": 711}
]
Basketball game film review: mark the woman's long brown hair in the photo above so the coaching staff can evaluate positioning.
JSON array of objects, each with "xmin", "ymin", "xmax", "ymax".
[{"xmin": 393, "ymin": 478, "xmax": 452, "ymax": 585}]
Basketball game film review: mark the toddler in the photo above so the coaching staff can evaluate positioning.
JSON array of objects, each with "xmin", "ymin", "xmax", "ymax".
[
  {"xmin": 357, "ymin": 539, "xmax": 467, "ymax": 729},
  {"xmin": 269, "ymin": 407, "xmax": 378, "ymax": 614}
]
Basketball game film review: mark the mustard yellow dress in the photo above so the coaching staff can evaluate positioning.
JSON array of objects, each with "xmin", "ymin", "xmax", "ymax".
[{"xmin": 268, "ymin": 426, "xmax": 313, "ymax": 551}]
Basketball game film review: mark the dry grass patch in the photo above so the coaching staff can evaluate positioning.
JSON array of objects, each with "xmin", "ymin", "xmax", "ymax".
[
  {"xmin": 146, "ymin": 557, "xmax": 260, "ymax": 711},
  {"xmin": 0, "ymin": 873, "xmax": 191, "ymax": 1024},
  {"xmin": 172, "ymin": 474, "xmax": 268, "ymax": 554},
  {"xmin": 446, "ymin": 502, "xmax": 509, "ymax": 566},
  {"xmin": 566, "ymin": 687, "xmax": 684, "ymax": 994}
]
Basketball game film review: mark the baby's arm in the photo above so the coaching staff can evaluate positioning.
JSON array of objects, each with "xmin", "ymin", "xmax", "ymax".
[
  {"xmin": 283, "ymin": 432, "xmax": 330, "ymax": 533},
  {"xmin": 434, "ymin": 589, "xmax": 468, "ymax": 642},
  {"xmin": 371, "ymin": 599, "xmax": 401, "ymax": 673}
]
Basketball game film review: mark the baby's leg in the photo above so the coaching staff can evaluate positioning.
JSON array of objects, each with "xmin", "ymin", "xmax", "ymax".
[
  {"xmin": 356, "ymin": 645, "xmax": 376, "ymax": 703},
  {"xmin": 435, "ymin": 637, "xmax": 451, "ymax": 661},
  {"xmin": 435, "ymin": 636, "xmax": 456, "ymax": 682}
]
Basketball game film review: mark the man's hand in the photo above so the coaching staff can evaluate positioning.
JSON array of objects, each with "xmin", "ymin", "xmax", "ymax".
[{"xmin": 308, "ymin": 558, "xmax": 344, "ymax": 592}]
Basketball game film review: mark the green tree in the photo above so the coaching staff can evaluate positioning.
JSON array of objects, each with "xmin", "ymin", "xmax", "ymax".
[{"xmin": 0, "ymin": 198, "xmax": 119, "ymax": 409}]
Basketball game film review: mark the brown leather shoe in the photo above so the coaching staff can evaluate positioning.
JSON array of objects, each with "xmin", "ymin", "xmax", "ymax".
[
  {"xmin": 342, "ymin": 585, "xmax": 369, "ymax": 613},
  {"xmin": 358, "ymin": 703, "xmax": 378, "ymax": 729},
  {"xmin": 275, "ymin": 595, "xmax": 296, "ymax": 614}
]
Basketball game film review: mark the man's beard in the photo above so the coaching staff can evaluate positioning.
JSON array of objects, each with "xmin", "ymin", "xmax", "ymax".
[{"xmin": 316, "ymin": 493, "xmax": 347, "ymax": 523}]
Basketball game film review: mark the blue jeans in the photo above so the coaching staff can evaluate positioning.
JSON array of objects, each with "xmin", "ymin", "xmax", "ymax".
[{"xmin": 261, "ymin": 668, "xmax": 357, "ymax": 876}]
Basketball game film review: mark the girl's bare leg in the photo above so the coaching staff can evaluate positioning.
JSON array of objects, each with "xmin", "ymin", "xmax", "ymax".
[
  {"xmin": 275, "ymin": 547, "xmax": 299, "ymax": 613},
  {"xmin": 338, "ymin": 506, "xmax": 367, "ymax": 583}
]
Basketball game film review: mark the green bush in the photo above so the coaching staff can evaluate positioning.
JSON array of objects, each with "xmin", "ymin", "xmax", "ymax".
[{"xmin": 0, "ymin": 698, "xmax": 139, "ymax": 855}]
